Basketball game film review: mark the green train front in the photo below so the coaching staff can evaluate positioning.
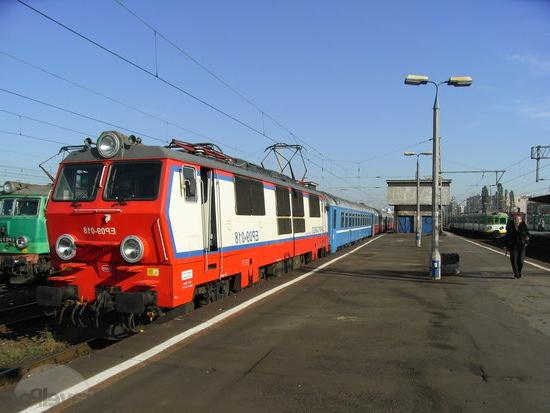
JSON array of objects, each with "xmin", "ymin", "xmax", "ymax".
[{"xmin": 0, "ymin": 181, "xmax": 52, "ymax": 284}]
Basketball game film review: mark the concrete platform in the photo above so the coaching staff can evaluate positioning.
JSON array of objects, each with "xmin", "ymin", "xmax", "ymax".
[{"xmin": 3, "ymin": 232, "xmax": 550, "ymax": 412}]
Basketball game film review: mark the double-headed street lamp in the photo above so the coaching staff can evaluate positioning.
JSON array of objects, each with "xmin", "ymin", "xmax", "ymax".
[
  {"xmin": 404, "ymin": 151, "xmax": 432, "ymax": 248},
  {"xmin": 404, "ymin": 74, "xmax": 472, "ymax": 279}
]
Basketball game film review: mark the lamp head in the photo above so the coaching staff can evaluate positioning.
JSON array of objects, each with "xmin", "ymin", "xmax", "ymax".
[
  {"xmin": 404, "ymin": 74, "xmax": 429, "ymax": 85},
  {"xmin": 448, "ymin": 76, "xmax": 473, "ymax": 87}
]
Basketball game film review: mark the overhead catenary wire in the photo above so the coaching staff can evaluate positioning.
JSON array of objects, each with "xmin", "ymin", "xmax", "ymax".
[
  {"xmin": 15, "ymin": 0, "xmax": 280, "ymax": 145},
  {"xmin": 0, "ymin": 108, "xmax": 96, "ymax": 137},
  {"xmin": 0, "ymin": 50, "xmax": 257, "ymax": 157},
  {"xmin": 112, "ymin": 0, "xmax": 331, "ymax": 160},
  {"xmin": 0, "ymin": 87, "xmax": 166, "ymax": 143},
  {"xmin": 13, "ymin": 0, "xmax": 386, "ymax": 204}
]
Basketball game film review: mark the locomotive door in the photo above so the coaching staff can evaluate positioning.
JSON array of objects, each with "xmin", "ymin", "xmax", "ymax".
[{"xmin": 201, "ymin": 168, "xmax": 221, "ymax": 278}]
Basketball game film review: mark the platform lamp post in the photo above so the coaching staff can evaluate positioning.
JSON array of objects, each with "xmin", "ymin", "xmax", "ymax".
[
  {"xmin": 404, "ymin": 74, "xmax": 473, "ymax": 279},
  {"xmin": 404, "ymin": 151, "xmax": 432, "ymax": 248}
]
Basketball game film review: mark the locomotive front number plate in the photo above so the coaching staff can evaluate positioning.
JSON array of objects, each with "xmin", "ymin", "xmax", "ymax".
[{"xmin": 0, "ymin": 237, "xmax": 15, "ymax": 243}]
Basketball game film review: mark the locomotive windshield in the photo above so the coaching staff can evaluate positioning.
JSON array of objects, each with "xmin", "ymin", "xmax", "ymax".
[
  {"xmin": 0, "ymin": 198, "xmax": 39, "ymax": 216},
  {"xmin": 15, "ymin": 199, "xmax": 39, "ymax": 215},
  {"xmin": 53, "ymin": 164, "xmax": 103, "ymax": 202},
  {"xmin": 104, "ymin": 162, "xmax": 161, "ymax": 201}
]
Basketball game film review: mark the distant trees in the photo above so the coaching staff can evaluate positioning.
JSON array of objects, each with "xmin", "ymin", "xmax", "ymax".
[
  {"xmin": 504, "ymin": 189, "xmax": 509, "ymax": 211},
  {"xmin": 496, "ymin": 183, "xmax": 504, "ymax": 212},
  {"xmin": 481, "ymin": 186, "xmax": 489, "ymax": 213}
]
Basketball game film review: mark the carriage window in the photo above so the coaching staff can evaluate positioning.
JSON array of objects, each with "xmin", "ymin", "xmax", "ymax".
[
  {"xmin": 53, "ymin": 164, "xmax": 102, "ymax": 202},
  {"xmin": 291, "ymin": 189, "xmax": 304, "ymax": 217},
  {"xmin": 15, "ymin": 199, "xmax": 39, "ymax": 216},
  {"xmin": 0, "ymin": 199, "xmax": 14, "ymax": 216},
  {"xmin": 275, "ymin": 186, "xmax": 291, "ymax": 216},
  {"xmin": 341, "ymin": 213, "xmax": 344, "ymax": 227},
  {"xmin": 235, "ymin": 176, "xmax": 265, "ymax": 215},
  {"xmin": 104, "ymin": 162, "xmax": 161, "ymax": 201},
  {"xmin": 309, "ymin": 194, "xmax": 321, "ymax": 217}
]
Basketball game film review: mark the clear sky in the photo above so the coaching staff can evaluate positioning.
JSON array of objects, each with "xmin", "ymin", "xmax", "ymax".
[{"xmin": 1, "ymin": 0, "xmax": 549, "ymax": 208}]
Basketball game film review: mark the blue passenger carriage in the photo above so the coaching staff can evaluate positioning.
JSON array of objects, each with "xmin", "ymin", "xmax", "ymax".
[{"xmin": 324, "ymin": 194, "xmax": 379, "ymax": 253}]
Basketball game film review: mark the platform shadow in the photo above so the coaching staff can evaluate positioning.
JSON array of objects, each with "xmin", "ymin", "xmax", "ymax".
[{"xmin": 315, "ymin": 267, "xmax": 466, "ymax": 285}]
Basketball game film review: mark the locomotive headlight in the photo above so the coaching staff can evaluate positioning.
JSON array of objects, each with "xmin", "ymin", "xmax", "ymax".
[
  {"xmin": 3, "ymin": 181, "xmax": 14, "ymax": 194},
  {"xmin": 15, "ymin": 236, "xmax": 28, "ymax": 250},
  {"xmin": 56, "ymin": 234, "xmax": 77, "ymax": 260},
  {"xmin": 120, "ymin": 235, "xmax": 144, "ymax": 263},
  {"xmin": 96, "ymin": 132, "xmax": 121, "ymax": 158}
]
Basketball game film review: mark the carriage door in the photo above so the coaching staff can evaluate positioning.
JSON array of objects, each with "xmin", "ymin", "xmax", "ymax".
[{"xmin": 201, "ymin": 168, "xmax": 220, "ymax": 278}]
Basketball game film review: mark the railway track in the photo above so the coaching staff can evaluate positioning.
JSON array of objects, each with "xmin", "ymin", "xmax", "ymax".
[
  {"xmin": 0, "ymin": 301, "xmax": 45, "ymax": 334},
  {"xmin": 0, "ymin": 336, "xmax": 108, "ymax": 386}
]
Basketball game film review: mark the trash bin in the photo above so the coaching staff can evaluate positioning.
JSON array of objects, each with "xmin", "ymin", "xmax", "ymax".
[{"xmin": 442, "ymin": 253, "xmax": 460, "ymax": 275}]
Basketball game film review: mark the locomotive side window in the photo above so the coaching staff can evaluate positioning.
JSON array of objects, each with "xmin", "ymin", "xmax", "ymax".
[
  {"xmin": 291, "ymin": 189, "xmax": 305, "ymax": 233},
  {"xmin": 0, "ymin": 199, "xmax": 14, "ymax": 216},
  {"xmin": 275, "ymin": 186, "xmax": 291, "ymax": 235},
  {"xmin": 53, "ymin": 164, "xmax": 102, "ymax": 202},
  {"xmin": 235, "ymin": 176, "xmax": 265, "ymax": 216},
  {"xmin": 15, "ymin": 199, "xmax": 39, "ymax": 216},
  {"xmin": 309, "ymin": 194, "xmax": 321, "ymax": 217},
  {"xmin": 291, "ymin": 190, "xmax": 304, "ymax": 217},
  {"xmin": 104, "ymin": 162, "xmax": 161, "ymax": 201},
  {"xmin": 180, "ymin": 166, "xmax": 197, "ymax": 202},
  {"xmin": 275, "ymin": 186, "xmax": 291, "ymax": 216}
]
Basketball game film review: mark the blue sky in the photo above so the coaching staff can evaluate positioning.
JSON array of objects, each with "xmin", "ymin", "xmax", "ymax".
[{"xmin": 1, "ymin": 0, "xmax": 549, "ymax": 208}]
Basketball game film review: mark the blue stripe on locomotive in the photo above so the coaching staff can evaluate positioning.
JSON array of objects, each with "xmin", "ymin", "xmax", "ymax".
[{"xmin": 327, "ymin": 205, "xmax": 375, "ymax": 253}]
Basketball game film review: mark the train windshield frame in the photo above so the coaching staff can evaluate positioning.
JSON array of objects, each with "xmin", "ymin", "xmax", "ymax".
[
  {"xmin": 103, "ymin": 161, "xmax": 162, "ymax": 202},
  {"xmin": 53, "ymin": 163, "xmax": 103, "ymax": 202}
]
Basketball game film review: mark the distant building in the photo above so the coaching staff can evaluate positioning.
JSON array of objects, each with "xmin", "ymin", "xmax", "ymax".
[
  {"xmin": 465, "ymin": 195, "xmax": 482, "ymax": 214},
  {"xmin": 386, "ymin": 178, "xmax": 451, "ymax": 234}
]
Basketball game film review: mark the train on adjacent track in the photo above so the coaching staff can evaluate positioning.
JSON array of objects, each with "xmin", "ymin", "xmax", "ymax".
[
  {"xmin": 0, "ymin": 182, "xmax": 52, "ymax": 284},
  {"xmin": 447, "ymin": 212, "xmax": 508, "ymax": 237},
  {"xmin": 36, "ymin": 131, "xmax": 392, "ymax": 335}
]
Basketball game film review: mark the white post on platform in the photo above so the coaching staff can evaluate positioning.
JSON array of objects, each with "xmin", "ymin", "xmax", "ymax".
[{"xmin": 404, "ymin": 74, "xmax": 473, "ymax": 279}]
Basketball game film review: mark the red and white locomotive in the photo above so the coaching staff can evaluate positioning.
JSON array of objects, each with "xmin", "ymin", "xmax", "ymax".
[{"xmin": 37, "ymin": 131, "xmax": 329, "ymax": 333}]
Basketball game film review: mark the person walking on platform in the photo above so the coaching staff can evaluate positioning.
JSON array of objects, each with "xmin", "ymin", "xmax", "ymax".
[{"xmin": 505, "ymin": 214, "xmax": 530, "ymax": 279}]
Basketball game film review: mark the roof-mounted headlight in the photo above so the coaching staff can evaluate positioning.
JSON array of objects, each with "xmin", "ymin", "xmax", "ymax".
[
  {"xmin": 3, "ymin": 181, "xmax": 14, "ymax": 194},
  {"xmin": 97, "ymin": 132, "xmax": 121, "ymax": 158}
]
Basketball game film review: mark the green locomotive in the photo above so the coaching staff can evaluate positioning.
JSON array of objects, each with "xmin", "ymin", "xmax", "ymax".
[{"xmin": 0, "ymin": 181, "xmax": 52, "ymax": 284}]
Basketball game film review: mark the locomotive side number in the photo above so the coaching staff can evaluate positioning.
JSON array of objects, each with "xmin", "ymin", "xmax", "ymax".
[
  {"xmin": 234, "ymin": 230, "xmax": 259, "ymax": 245},
  {"xmin": 82, "ymin": 226, "xmax": 117, "ymax": 235}
]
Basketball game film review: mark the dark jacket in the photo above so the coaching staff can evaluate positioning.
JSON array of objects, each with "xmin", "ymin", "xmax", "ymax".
[{"xmin": 505, "ymin": 219, "xmax": 530, "ymax": 248}]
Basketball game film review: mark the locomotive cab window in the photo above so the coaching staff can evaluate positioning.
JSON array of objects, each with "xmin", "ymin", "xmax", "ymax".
[
  {"xmin": 104, "ymin": 162, "xmax": 161, "ymax": 201},
  {"xmin": 235, "ymin": 176, "xmax": 265, "ymax": 215},
  {"xmin": 53, "ymin": 164, "xmax": 103, "ymax": 202}
]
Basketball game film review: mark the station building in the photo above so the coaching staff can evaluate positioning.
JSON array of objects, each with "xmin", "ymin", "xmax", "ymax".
[{"xmin": 386, "ymin": 179, "xmax": 451, "ymax": 234}]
